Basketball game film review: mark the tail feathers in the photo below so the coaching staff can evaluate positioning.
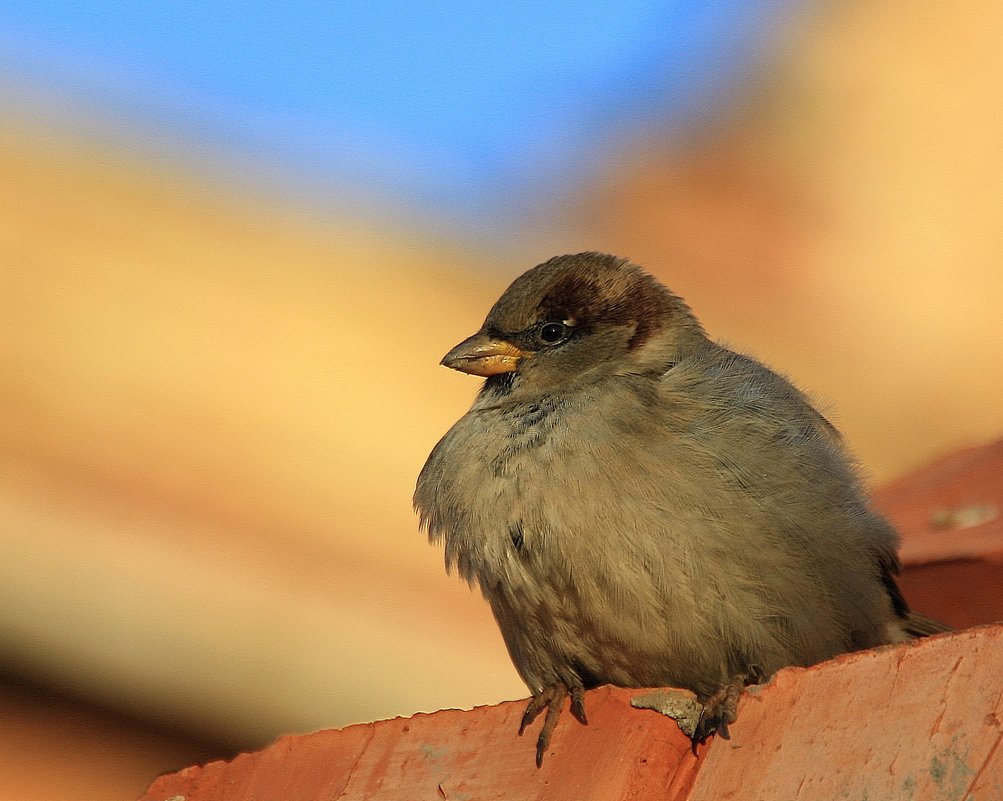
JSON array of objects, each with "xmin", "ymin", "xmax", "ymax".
[
  {"xmin": 902, "ymin": 611, "xmax": 953, "ymax": 638},
  {"xmin": 877, "ymin": 551, "xmax": 952, "ymax": 638}
]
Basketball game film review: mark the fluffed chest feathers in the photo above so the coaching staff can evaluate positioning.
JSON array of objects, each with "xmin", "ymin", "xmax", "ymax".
[
  {"xmin": 416, "ymin": 385, "xmax": 694, "ymax": 611},
  {"xmin": 417, "ymin": 395, "xmax": 579, "ymax": 589}
]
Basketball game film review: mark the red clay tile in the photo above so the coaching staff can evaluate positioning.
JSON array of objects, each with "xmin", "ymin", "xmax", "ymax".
[
  {"xmin": 140, "ymin": 626, "xmax": 1003, "ymax": 801},
  {"xmin": 876, "ymin": 439, "xmax": 1003, "ymax": 629},
  {"xmin": 875, "ymin": 438, "xmax": 1003, "ymax": 565},
  {"xmin": 141, "ymin": 688, "xmax": 699, "ymax": 801}
]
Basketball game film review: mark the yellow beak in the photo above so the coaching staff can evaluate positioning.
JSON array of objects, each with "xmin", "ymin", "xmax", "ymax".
[{"xmin": 441, "ymin": 332, "xmax": 527, "ymax": 376}]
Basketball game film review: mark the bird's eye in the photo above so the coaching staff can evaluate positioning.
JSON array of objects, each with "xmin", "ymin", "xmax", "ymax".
[{"xmin": 539, "ymin": 322, "xmax": 569, "ymax": 344}]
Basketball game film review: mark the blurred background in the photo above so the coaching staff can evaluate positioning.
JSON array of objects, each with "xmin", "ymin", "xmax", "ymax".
[{"xmin": 2, "ymin": 1, "xmax": 1002, "ymax": 798}]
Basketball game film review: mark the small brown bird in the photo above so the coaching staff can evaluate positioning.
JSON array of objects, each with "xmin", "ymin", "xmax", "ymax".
[{"xmin": 414, "ymin": 253, "xmax": 945, "ymax": 766}]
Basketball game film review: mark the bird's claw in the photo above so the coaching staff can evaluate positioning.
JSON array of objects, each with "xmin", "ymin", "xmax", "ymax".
[
  {"xmin": 690, "ymin": 668, "xmax": 766, "ymax": 754},
  {"xmin": 518, "ymin": 683, "xmax": 587, "ymax": 767},
  {"xmin": 569, "ymin": 685, "xmax": 588, "ymax": 726}
]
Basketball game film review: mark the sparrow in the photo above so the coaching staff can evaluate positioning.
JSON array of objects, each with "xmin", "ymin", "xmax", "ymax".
[{"xmin": 414, "ymin": 252, "xmax": 946, "ymax": 767}]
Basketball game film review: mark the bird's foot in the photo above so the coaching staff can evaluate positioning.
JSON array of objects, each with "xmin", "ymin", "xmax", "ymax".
[
  {"xmin": 518, "ymin": 683, "xmax": 588, "ymax": 767},
  {"xmin": 691, "ymin": 667, "xmax": 767, "ymax": 753}
]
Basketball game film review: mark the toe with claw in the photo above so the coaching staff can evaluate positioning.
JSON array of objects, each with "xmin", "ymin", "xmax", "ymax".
[
  {"xmin": 691, "ymin": 667, "xmax": 768, "ymax": 754},
  {"xmin": 518, "ymin": 683, "xmax": 588, "ymax": 767}
]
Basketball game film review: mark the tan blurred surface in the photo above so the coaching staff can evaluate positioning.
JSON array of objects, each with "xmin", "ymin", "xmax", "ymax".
[
  {"xmin": 2, "ymin": 1, "xmax": 1003, "ymax": 798},
  {"xmin": 1, "ymin": 127, "xmax": 524, "ymax": 799},
  {"xmin": 0, "ymin": 121, "xmax": 526, "ymax": 724}
]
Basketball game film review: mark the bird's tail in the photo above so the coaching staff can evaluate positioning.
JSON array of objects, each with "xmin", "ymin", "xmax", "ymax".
[{"xmin": 902, "ymin": 611, "xmax": 953, "ymax": 637}]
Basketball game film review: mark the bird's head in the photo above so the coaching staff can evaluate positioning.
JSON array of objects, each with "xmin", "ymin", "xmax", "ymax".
[{"xmin": 441, "ymin": 252, "xmax": 706, "ymax": 398}]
